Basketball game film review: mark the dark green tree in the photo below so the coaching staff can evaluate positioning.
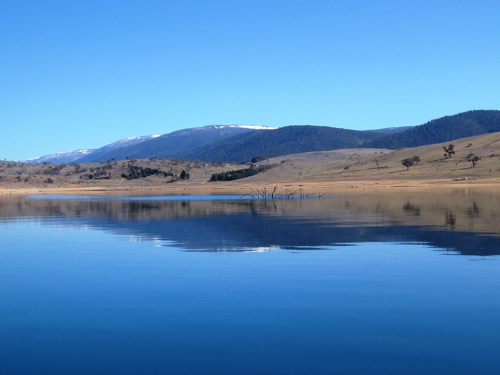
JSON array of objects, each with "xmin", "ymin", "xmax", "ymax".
[
  {"xmin": 402, "ymin": 158, "xmax": 414, "ymax": 170},
  {"xmin": 466, "ymin": 153, "xmax": 481, "ymax": 167},
  {"xmin": 443, "ymin": 144, "xmax": 455, "ymax": 158}
]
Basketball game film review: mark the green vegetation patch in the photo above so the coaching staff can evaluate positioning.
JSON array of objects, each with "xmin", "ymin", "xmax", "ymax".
[
  {"xmin": 209, "ymin": 165, "xmax": 273, "ymax": 182},
  {"xmin": 121, "ymin": 166, "xmax": 173, "ymax": 180}
]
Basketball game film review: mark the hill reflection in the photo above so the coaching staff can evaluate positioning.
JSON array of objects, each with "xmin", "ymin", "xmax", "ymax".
[{"xmin": 1, "ymin": 190, "xmax": 500, "ymax": 255}]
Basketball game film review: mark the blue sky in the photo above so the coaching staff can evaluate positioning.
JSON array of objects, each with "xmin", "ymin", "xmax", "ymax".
[{"xmin": 1, "ymin": 0, "xmax": 499, "ymax": 161}]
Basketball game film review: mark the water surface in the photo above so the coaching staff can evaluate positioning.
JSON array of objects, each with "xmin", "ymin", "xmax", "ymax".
[{"xmin": 1, "ymin": 191, "xmax": 499, "ymax": 374}]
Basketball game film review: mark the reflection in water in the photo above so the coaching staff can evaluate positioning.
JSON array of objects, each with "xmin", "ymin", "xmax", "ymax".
[
  {"xmin": 403, "ymin": 202, "xmax": 421, "ymax": 216},
  {"xmin": 445, "ymin": 210, "xmax": 457, "ymax": 227},
  {"xmin": 1, "ymin": 190, "xmax": 500, "ymax": 375},
  {"xmin": 1, "ymin": 190, "xmax": 500, "ymax": 255},
  {"xmin": 467, "ymin": 202, "xmax": 481, "ymax": 218}
]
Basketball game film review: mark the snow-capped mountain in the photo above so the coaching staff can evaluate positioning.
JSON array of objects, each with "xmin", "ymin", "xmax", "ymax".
[
  {"xmin": 207, "ymin": 125, "xmax": 276, "ymax": 130},
  {"xmin": 76, "ymin": 135, "xmax": 160, "ymax": 163},
  {"xmin": 76, "ymin": 125, "xmax": 276, "ymax": 162},
  {"xmin": 24, "ymin": 135, "xmax": 160, "ymax": 164},
  {"xmin": 24, "ymin": 125, "xmax": 276, "ymax": 164},
  {"xmin": 167, "ymin": 125, "xmax": 275, "ymax": 136},
  {"xmin": 98, "ymin": 135, "xmax": 161, "ymax": 150},
  {"xmin": 24, "ymin": 149, "xmax": 96, "ymax": 164}
]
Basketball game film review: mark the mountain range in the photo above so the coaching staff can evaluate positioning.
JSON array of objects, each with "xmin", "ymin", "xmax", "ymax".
[
  {"xmin": 24, "ymin": 110, "xmax": 500, "ymax": 164},
  {"xmin": 25, "ymin": 135, "xmax": 161, "ymax": 164},
  {"xmin": 76, "ymin": 125, "xmax": 275, "ymax": 163}
]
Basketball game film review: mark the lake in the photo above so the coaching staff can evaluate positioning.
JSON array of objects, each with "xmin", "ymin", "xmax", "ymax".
[{"xmin": 1, "ymin": 190, "xmax": 499, "ymax": 374}]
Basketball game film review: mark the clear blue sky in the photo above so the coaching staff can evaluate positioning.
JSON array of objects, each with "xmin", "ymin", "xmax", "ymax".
[{"xmin": 1, "ymin": 0, "xmax": 499, "ymax": 161}]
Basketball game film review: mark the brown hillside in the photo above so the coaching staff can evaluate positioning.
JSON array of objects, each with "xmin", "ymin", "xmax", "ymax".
[{"xmin": 247, "ymin": 131, "xmax": 500, "ymax": 183}]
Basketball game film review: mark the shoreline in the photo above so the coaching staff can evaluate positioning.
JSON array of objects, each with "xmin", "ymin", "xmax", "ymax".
[{"xmin": 2, "ymin": 177, "xmax": 500, "ymax": 197}]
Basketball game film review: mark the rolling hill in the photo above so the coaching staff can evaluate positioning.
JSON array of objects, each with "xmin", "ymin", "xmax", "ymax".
[{"xmin": 363, "ymin": 110, "xmax": 500, "ymax": 149}]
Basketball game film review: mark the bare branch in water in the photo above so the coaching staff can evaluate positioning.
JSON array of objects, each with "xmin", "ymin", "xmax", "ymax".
[{"xmin": 243, "ymin": 186, "xmax": 322, "ymax": 200}]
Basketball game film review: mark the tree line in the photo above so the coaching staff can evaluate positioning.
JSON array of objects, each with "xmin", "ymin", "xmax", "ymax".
[
  {"xmin": 210, "ymin": 165, "xmax": 272, "ymax": 181},
  {"xmin": 121, "ymin": 166, "xmax": 174, "ymax": 180}
]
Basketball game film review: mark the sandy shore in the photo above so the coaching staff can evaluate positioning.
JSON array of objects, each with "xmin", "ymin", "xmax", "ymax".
[{"xmin": 2, "ymin": 177, "xmax": 500, "ymax": 197}]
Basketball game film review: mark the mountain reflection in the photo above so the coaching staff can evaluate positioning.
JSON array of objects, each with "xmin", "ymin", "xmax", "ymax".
[{"xmin": 1, "ymin": 190, "xmax": 500, "ymax": 255}]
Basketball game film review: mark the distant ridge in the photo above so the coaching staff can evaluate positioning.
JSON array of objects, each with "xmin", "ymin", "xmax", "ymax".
[
  {"xmin": 25, "ymin": 135, "xmax": 160, "ymax": 164},
  {"xmin": 206, "ymin": 125, "xmax": 276, "ymax": 130},
  {"xmin": 23, "ymin": 111, "xmax": 500, "ymax": 164},
  {"xmin": 363, "ymin": 110, "xmax": 500, "ymax": 149},
  {"xmin": 24, "ymin": 149, "xmax": 96, "ymax": 164},
  {"xmin": 175, "ymin": 125, "xmax": 384, "ymax": 162},
  {"xmin": 77, "ymin": 125, "xmax": 276, "ymax": 163},
  {"xmin": 371, "ymin": 126, "xmax": 414, "ymax": 135},
  {"xmin": 76, "ymin": 135, "xmax": 160, "ymax": 163}
]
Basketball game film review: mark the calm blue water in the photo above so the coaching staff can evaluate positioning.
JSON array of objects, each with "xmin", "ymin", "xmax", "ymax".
[{"xmin": 1, "ymin": 194, "xmax": 499, "ymax": 374}]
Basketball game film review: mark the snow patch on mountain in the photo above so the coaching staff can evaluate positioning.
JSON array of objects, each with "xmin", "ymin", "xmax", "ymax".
[
  {"xmin": 99, "ymin": 135, "xmax": 161, "ymax": 151},
  {"xmin": 23, "ymin": 127, "xmax": 273, "ymax": 164},
  {"xmin": 210, "ymin": 125, "xmax": 277, "ymax": 130},
  {"xmin": 24, "ymin": 135, "xmax": 160, "ymax": 164},
  {"xmin": 24, "ymin": 149, "xmax": 96, "ymax": 164}
]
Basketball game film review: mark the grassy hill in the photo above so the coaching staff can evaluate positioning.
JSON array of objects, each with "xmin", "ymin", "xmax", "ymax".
[{"xmin": 248, "ymin": 131, "xmax": 500, "ymax": 183}]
